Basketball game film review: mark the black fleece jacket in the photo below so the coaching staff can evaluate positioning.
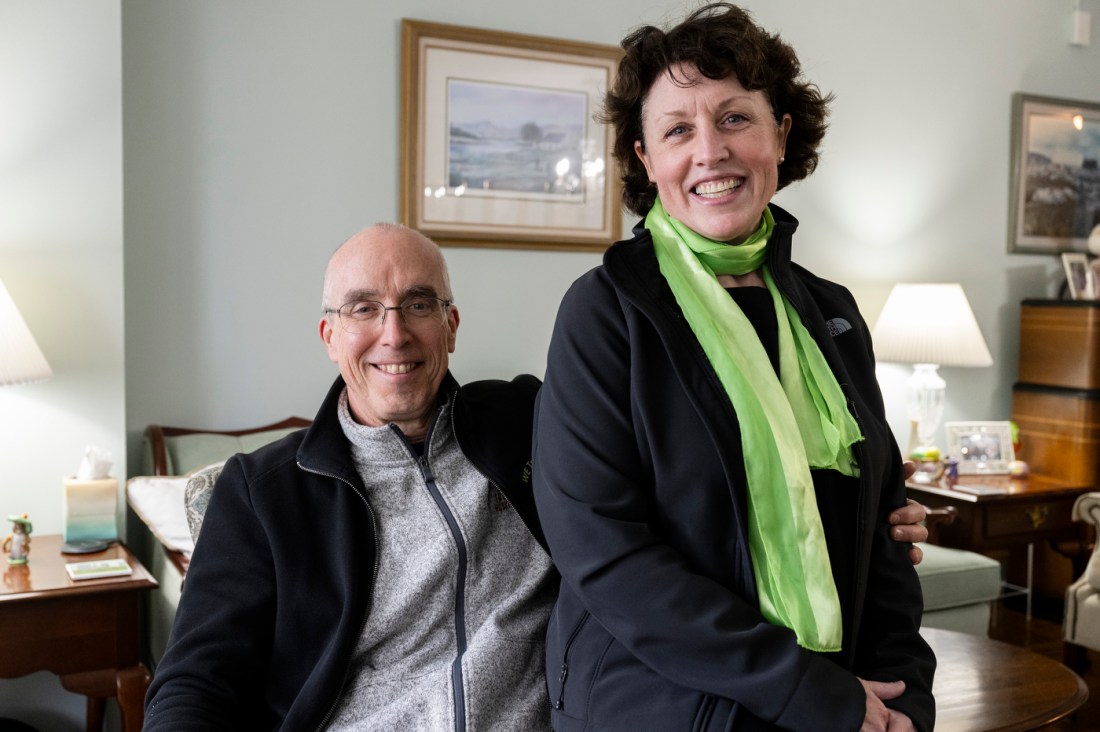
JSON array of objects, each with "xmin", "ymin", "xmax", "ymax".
[
  {"xmin": 532, "ymin": 206, "xmax": 936, "ymax": 731},
  {"xmin": 144, "ymin": 372, "xmax": 545, "ymax": 731}
]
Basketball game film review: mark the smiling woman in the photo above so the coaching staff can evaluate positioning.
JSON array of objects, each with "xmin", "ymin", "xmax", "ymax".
[
  {"xmin": 532, "ymin": 3, "xmax": 936, "ymax": 731},
  {"xmin": 632, "ymin": 68, "xmax": 791, "ymax": 244}
]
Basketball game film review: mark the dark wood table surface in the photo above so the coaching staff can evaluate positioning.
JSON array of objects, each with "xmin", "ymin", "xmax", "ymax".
[
  {"xmin": 906, "ymin": 474, "xmax": 1093, "ymax": 553},
  {"xmin": 0, "ymin": 534, "xmax": 158, "ymax": 732},
  {"xmin": 925, "ymin": 627, "xmax": 1088, "ymax": 731}
]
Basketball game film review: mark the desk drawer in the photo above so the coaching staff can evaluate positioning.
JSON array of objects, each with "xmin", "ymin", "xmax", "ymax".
[{"xmin": 984, "ymin": 499, "xmax": 1074, "ymax": 540}]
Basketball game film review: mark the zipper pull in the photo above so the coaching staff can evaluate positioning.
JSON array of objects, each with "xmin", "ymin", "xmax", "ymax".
[{"xmin": 554, "ymin": 663, "xmax": 568, "ymax": 710}]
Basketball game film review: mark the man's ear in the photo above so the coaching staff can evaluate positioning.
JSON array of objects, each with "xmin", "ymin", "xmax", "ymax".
[
  {"xmin": 446, "ymin": 306, "xmax": 460, "ymax": 354},
  {"xmin": 319, "ymin": 317, "xmax": 338, "ymax": 363}
]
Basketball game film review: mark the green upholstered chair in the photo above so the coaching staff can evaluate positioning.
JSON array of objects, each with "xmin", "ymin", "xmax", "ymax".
[{"xmin": 915, "ymin": 542, "xmax": 1002, "ymax": 635}]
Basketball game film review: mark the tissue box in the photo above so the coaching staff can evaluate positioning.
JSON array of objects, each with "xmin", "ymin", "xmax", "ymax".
[{"xmin": 63, "ymin": 477, "xmax": 119, "ymax": 542}]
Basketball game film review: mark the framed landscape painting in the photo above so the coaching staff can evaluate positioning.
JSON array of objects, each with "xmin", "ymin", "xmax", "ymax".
[
  {"xmin": 1008, "ymin": 93, "xmax": 1100, "ymax": 254},
  {"xmin": 400, "ymin": 19, "xmax": 622, "ymax": 251}
]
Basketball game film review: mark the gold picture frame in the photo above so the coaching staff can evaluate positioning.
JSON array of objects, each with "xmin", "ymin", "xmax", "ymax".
[
  {"xmin": 400, "ymin": 19, "xmax": 622, "ymax": 251},
  {"xmin": 1007, "ymin": 93, "xmax": 1100, "ymax": 254}
]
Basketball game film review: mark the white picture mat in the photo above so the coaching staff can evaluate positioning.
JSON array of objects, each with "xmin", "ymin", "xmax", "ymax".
[{"xmin": 416, "ymin": 37, "xmax": 616, "ymax": 240}]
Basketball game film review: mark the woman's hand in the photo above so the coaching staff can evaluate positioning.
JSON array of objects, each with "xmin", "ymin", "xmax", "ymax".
[
  {"xmin": 886, "ymin": 711, "xmax": 916, "ymax": 731},
  {"xmin": 858, "ymin": 678, "xmax": 904, "ymax": 732}
]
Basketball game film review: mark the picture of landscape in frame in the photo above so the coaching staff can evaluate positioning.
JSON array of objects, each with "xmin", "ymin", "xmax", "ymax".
[
  {"xmin": 447, "ymin": 79, "xmax": 589, "ymax": 201},
  {"xmin": 1009, "ymin": 93, "xmax": 1100, "ymax": 253}
]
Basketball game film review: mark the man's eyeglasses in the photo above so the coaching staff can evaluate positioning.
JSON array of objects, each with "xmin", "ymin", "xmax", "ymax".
[{"xmin": 323, "ymin": 296, "xmax": 452, "ymax": 333}]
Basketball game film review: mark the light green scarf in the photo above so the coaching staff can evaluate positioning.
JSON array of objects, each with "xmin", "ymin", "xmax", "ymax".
[{"xmin": 647, "ymin": 197, "xmax": 862, "ymax": 652}]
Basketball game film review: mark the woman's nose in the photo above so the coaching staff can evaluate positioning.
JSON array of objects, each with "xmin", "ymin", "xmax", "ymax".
[{"xmin": 694, "ymin": 127, "xmax": 729, "ymax": 165}]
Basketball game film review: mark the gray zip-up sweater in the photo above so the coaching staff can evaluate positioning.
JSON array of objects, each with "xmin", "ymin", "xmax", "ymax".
[{"xmin": 325, "ymin": 391, "xmax": 555, "ymax": 730}]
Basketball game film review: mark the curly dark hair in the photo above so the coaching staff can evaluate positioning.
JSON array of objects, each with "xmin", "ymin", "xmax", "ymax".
[{"xmin": 602, "ymin": 2, "xmax": 833, "ymax": 216}]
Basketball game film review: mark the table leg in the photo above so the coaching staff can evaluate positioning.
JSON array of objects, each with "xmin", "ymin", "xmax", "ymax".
[
  {"xmin": 60, "ymin": 669, "xmax": 113, "ymax": 732},
  {"xmin": 1026, "ymin": 541, "xmax": 1033, "ymax": 619},
  {"xmin": 59, "ymin": 665, "xmax": 149, "ymax": 732},
  {"xmin": 116, "ymin": 665, "xmax": 151, "ymax": 732},
  {"xmin": 86, "ymin": 697, "xmax": 106, "ymax": 732}
]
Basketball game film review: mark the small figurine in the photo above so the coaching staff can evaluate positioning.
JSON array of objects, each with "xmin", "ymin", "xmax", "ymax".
[
  {"xmin": 3, "ymin": 514, "xmax": 33, "ymax": 565},
  {"xmin": 944, "ymin": 457, "xmax": 959, "ymax": 483}
]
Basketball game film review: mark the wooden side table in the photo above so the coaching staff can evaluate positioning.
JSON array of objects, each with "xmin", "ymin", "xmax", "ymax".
[
  {"xmin": 907, "ymin": 474, "xmax": 1094, "ymax": 614},
  {"xmin": 925, "ymin": 626, "xmax": 1088, "ymax": 731},
  {"xmin": 0, "ymin": 534, "xmax": 158, "ymax": 732}
]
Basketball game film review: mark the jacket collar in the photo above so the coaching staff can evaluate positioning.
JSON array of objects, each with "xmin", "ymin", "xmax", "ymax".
[{"xmin": 296, "ymin": 372, "xmax": 460, "ymax": 483}]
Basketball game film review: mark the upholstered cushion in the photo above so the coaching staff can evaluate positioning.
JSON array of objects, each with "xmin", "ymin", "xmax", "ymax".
[
  {"xmin": 916, "ymin": 543, "xmax": 1002, "ymax": 610},
  {"xmin": 126, "ymin": 475, "xmax": 194, "ymax": 555},
  {"xmin": 184, "ymin": 461, "xmax": 225, "ymax": 542}
]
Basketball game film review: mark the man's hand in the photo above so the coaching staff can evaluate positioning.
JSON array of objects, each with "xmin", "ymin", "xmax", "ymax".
[
  {"xmin": 859, "ymin": 679, "xmax": 905, "ymax": 732},
  {"xmin": 888, "ymin": 500, "xmax": 928, "ymax": 565},
  {"xmin": 889, "ymin": 460, "xmax": 928, "ymax": 565}
]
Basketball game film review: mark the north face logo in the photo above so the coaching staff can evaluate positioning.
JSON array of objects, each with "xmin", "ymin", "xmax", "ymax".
[
  {"xmin": 825, "ymin": 318, "xmax": 852, "ymax": 336},
  {"xmin": 491, "ymin": 491, "xmax": 513, "ymax": 513}
]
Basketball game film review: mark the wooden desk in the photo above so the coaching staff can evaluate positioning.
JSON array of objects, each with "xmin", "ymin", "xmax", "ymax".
[
  {"xmin": 907, "ymin": 474, "xmax": 1094, "ymax": 608},
  {"xmin": 0, "ymin": 535, "xmax": 158, "ymax": 732},
  {"xmin": 925, "ymin": 627, "xmax": 1088, "ymax": 731},
  {"xmin": 907, "ymin": 474, "xmax": 1093, "ymax": 552}
]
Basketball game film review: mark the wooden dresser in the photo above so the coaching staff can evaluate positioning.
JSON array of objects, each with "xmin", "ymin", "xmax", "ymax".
[
  {"xmin": 1010, "ymin": 299, "xmax": 1100, "ymax": 598},
  {"xmin": 1013, "ymin": 299, "xmax": 1100, "ymax": 484}
]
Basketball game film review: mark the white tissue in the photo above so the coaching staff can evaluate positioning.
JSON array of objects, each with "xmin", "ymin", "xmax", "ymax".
[{"xmin": 75, "ymin": 445, "xmax": 113, "ymax": 481}]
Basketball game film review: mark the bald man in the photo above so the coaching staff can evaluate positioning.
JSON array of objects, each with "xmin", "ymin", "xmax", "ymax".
[{"xmin": 146, "ymin": 224, "xmax": 555, "ymax": 730}]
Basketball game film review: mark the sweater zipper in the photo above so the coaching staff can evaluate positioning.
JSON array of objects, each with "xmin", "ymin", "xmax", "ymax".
[
  {"xmin": 411, "ymin": 446, "xmax": 470, "ymax": 732},
  {"xmin": 393, "ymin": 410, "xmax": 470, "ymax": 732},
  {"xmin": 300, "ymin": 463, "xmax": 380, "ymax": 732}
]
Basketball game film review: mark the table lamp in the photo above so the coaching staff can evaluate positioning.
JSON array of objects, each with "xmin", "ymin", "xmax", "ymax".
[
  {"xmin": 0, "ymin": 277, "xmax": 52, "ymax": 385},
  {"xmin": 871, "ymin": 283, "xmax": 992, "ymax": 456}
]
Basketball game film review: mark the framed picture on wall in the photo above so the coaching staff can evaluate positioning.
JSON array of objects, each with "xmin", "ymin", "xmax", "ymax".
[
  {"xmin": 1007, "ymin": 93, "xmax": 1100, "ymax": 254},
  {"xmin": 945, "ymin": 421, "xmax": 1016, "ymax": 475},
  {"xmin": 400, "ymin": 19, "xmax": 623, "ymax": 251}
]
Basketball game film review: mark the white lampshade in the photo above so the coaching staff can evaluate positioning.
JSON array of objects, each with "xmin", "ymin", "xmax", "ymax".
[
  {"xmin": 0, "ymin": 277, "xmax": 53, "ymax": 386},
  {"xmin": 871, "ymin": 283, "xmax": 992, "ymax": 453},
  {"xmin": 871, "ymin": 283, "xmax": 993, "ymax": 368}
]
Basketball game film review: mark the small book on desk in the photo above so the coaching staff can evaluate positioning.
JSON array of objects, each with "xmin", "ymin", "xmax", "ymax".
[
  {"xmin": 65, "ymin": 558, "xmax": 133, "ymax": 581},
  {"xmin": 952, "ymin": 483, "xmax": 1009, "ymax": 496}
]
